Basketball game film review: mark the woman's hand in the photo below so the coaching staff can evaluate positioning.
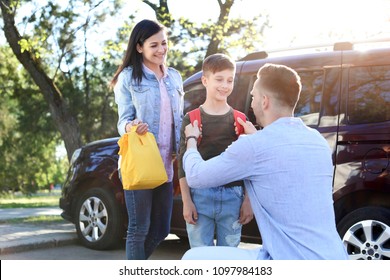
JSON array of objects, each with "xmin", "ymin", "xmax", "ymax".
[{"xmin": 125, "ymin": 119, "xmax": 149, "ymax": 135}]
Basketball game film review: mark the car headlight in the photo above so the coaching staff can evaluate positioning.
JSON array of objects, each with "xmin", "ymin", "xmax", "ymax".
[{"xmin": 70, "ymin": 148, "xmax": 81, "ymax": 166}]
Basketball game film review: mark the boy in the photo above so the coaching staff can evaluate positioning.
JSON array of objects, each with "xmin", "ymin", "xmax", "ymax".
[{"xmin": 178, "ymin": 53, "xmax": 253, "ymax": 248}]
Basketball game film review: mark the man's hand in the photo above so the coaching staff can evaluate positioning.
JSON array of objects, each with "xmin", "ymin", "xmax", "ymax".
[
  {"xmin": 236, "ymin": 117, "xmax": 257, "ymax": 135},
  {"xmin": 185, "ymin": 120, "xmax": 201, "ymax": 138}
]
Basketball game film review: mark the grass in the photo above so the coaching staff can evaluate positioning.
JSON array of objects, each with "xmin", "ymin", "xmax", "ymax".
[
  {"xmin": 0, "ymin": 190, "xmax": 61, "ymax": 209},
  {"xmin": 0, "ymin": 215, "xmax": 64, "ymax": 224},
  {"xmin": 0, "ymin": 190, "xmax": 66, "ymax": 225}
]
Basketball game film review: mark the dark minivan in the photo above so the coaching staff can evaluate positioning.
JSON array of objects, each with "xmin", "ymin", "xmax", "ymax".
[{"xmin": 60, "ymin": 40, "xmax": 390, "ymax": 260}]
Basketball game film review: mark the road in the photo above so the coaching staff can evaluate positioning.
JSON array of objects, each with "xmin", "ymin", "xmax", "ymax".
[
  {"xmin": 0, "ymin": 206, "xmax": 261, "ymax": 260},
  {"xmin": 1, "ymin": 234, "xmax": 190, "ymax": 260}
]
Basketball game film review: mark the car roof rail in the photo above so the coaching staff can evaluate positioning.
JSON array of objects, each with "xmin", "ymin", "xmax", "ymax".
[
  {"xmin": 333, "ymin": 42, "xmax": 353, "ymax": 51},
  {"xmin": 239, "ymin": 37, "xmax": 390, "ymax": 61},
  {"xmin": 238, "ymin": 51, "xmax": 268, "ymax": 61},
  {"xmin": 240, "ymin": 43, "xmax": 337, "ymax": 61},
  {"xmin": 341, "ymin": 37, "xmax": 390, "ymax": 50}
]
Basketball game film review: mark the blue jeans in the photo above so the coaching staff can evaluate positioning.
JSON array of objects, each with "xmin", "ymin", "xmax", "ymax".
[
  {"xmin": 124, "ymin": 182, "xmax": 173, "ymax": 259},
  {"xmin": 186, "ymin": 186, "xmax": 244, "ymax": 248}
]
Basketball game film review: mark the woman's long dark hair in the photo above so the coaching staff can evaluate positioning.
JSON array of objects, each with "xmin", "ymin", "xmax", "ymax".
[{"xmin": 111, "ymin": 19, "xmax": 166, "ymax": 87}]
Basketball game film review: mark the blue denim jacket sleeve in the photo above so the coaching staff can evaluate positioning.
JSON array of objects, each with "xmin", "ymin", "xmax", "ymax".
[{"xmin": 114, "ymin": 68, "xmax": 135, "ymax": 136}]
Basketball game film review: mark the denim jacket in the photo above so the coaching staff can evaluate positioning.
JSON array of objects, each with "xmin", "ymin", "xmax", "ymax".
[{"xmin": 114, "ymin": 66, "xmax": 184, "ymax": 155}]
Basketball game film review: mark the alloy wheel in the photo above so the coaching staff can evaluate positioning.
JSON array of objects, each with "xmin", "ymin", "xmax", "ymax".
[
  {"xmin": 78, "ymin": 196, "xmax": 108, "ymax": 242},
  {"xmin": 342, "ymin": 219, "xmax": 390, "ymax": 260}
]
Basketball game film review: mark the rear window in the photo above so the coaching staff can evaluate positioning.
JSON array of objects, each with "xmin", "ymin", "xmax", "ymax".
[
  {"xmin": 347, "ymin": 65, "xmax": 390, "ymax": 124},
  {"xmin": 294, "ymin": 70, "xmax": 324, "ymax": 126},
  {"xmin": 183, "ymin": 83, "xmax": 206, "ymax": 113}
]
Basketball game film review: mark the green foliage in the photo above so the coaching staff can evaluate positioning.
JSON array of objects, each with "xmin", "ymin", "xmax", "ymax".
[
  {"xmin": 172, "ymin": 15, "xmax": 269, "ymax": 66},
  {"xmin": 16, "ymin": 0, "xmax": 122, "ymax": 144},
  {"xmin": 0, "ymin": 45, "xmax": 67, "ymax": 194},
  {"xmin": 139, "ymin": 0, "xmax": 269, "ymax": 75}
]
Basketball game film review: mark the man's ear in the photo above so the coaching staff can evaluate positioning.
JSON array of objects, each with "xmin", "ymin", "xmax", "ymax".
[{"xmin": 262, "ymin": 94, "xmax": 269, "ymax": 110}]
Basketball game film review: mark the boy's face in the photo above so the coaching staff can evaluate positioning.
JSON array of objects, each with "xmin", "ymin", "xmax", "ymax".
[{"xmin": 202, "ymin": 69, "xmax": 235, "ymax": 102}]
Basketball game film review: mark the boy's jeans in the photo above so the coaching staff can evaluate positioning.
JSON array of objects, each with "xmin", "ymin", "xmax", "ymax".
[{"xmin": 186, "ymin": 185, "xmax": 244, "ymax": 248}]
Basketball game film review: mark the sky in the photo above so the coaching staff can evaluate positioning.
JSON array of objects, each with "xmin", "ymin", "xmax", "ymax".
[
  {"xmin": 122, "ymin": 0, "xmax": 390, "ymax": 51},
  {"xmin": 3, "ymin": 0, "xmax": 390, "ymax": 56}
]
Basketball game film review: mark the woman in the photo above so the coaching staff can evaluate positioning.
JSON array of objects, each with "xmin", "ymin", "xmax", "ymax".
[{"xmin": 111, "ymin": 19, "xmax": 184, "ymax": 260}]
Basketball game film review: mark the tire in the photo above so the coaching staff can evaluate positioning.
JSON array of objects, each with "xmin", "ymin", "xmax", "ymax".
[
  {"xmin": 337, "ymin": 206, "xmax": 390, "ymax": 260},
  {"xmin": 75, "ymin": 187, "xmax": 124, "ymax": 250}
]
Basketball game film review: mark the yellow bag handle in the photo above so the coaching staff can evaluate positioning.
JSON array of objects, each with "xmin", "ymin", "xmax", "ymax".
[{"xmin": 130, "ymin": 125, "xmax": 137, "ymax": 133}]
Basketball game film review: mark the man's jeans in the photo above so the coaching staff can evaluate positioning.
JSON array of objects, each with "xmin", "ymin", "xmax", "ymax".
[
  {"xmin": 124, "ymin": 182, "xmax": 173, "ymax": 259},
  {"xmin": 186, "ymin": 186, "xmax": 244, "ymax": 248}
]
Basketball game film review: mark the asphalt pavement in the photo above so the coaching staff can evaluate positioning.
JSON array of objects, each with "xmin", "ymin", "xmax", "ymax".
[
  {"xmin": 0, "ymin": 207, "xmax": 260, "ymax": 259},
  {"xmin": 0, "ymin": 207, "xmax": 78, "ymax": 256}
]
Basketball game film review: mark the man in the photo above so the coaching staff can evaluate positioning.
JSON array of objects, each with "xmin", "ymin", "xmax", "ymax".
[{"xmin": 182, "ymin": 63, "xmax": 348, "ymax": 260}]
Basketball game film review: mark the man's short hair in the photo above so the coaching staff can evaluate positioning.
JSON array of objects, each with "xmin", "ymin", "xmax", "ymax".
[
  {"xmin": 202, "ymin": 53, "xmax": 236, "ymax": 75},
  {"xmin": 257, "ymin": 63, "xmax": 302, "ymax": 109}
]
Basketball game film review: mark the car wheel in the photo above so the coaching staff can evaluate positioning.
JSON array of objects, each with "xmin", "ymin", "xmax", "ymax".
[
  {"xmin": 337, "ymin": 207, "xmax": 390, "ymax": 260},
  {"xmin": 75, "ymin": 187, "xmax": 124, "ymax": 250}
]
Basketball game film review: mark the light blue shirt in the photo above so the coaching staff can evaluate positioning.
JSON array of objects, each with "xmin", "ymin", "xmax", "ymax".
[{"xmin": 183, "ymin": 117, "xmax": 349, "ymax": 260}]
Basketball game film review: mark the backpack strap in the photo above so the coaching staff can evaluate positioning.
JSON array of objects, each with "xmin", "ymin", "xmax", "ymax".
[
  {"xmin": 233, "ymin": 109, "xmax": 246, "ymax": 136},
  {"xmin": 188, "ymin": 108, "xmax": 202, "ymax": 144},
  {"xmin": 188, "ymin": 108, "xmax": 202, "ymax": 128},
  {"xmin": 187, "ymin": 107, "xmax": 247, "ymax": 143}
]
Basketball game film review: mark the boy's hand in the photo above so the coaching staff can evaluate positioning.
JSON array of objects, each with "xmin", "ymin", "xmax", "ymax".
[
  {"xmin": 239, "ymin": 194, "xmax": 254, "ymax": 225},
  {"xmin": 185, "ymin": 120, "xmax": 201, "ymax": 138},
  {"xmin": 183, "ymin": 200, "xmax": 198, "ymax": 225},
  {"xmin": 237, "ymin": 117, "xmax": 257, "ymax": 135}
]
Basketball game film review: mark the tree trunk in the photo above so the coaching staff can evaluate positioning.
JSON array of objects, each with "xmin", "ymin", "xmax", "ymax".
[
  {"xmin": 205, "ymin": 0, "xmax": 234, "ymax": 58},
  {"xmin": 1, "ymin": 0, "xmax": 82, "ymax": 161},
  {"xmin": 142, "ymin": 0, "xmax": 174, "ymax": 28}
]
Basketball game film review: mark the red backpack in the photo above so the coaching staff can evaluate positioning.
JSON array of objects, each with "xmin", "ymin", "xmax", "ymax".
[{"xmin": 188, "ymin": 107, "xmax": 246, "ymax": 144}]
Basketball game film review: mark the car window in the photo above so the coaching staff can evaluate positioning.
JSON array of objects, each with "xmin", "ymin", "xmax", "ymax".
[
  {"xmin": 347, "ymin": 65, "xmax": 390, "ymax": 124},
  {"xmin": 184, "ymin": 83, "xmax": 206, "ymax": 113},
  {"xmin": 294, "ymin": 70, "xmax": 324, "ymax": 126}
]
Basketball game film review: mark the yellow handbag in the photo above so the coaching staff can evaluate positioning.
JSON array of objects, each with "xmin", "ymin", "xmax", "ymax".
[{"xmin": 118, "ymin": 126, "xmax": 168, "ymax": 190}]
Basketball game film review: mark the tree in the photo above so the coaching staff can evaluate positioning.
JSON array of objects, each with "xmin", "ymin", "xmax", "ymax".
[
  {"xmin": 0, "ymin": 0, "xmax": 122, "ymax": 192},
  {"xmin": 0, "ymin": 0, "xmax": 124, "ymax": 159},
  {"xmin": 0, "ymin": 0, "xmax": 82, "ymax": 160},
  {"xmin": 0, "ymin": 45, "xmax": 66, "ymax": 194},
  {"xmin": 141, "ymin": 0, "xmax": 269, "ymax": 74},
  {"xmin": 204, "ymin": 0, "xmax": 235, "ymax": 58},
  {"xmin": 142, "ymin": 0, "xmax": 173, "ymax": 28}
]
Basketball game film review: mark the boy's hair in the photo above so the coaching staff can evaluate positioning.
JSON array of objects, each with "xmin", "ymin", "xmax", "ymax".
[{"xmin": 202, "ymin": 53, "xmax": 236, "ymax": 75}]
